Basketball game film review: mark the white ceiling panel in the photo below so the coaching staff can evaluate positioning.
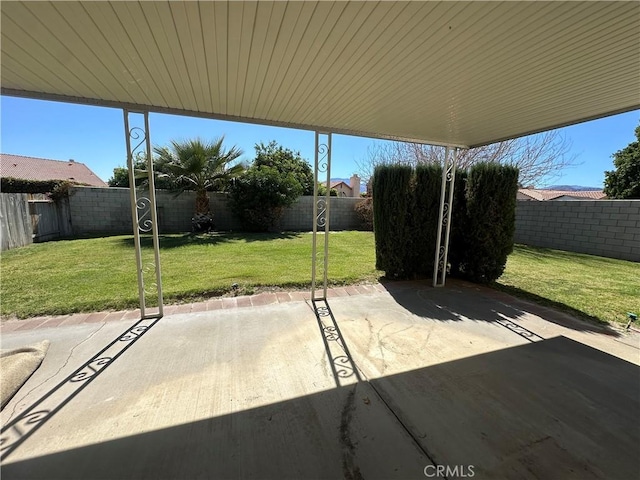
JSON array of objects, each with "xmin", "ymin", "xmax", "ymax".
[{"xmin": 2, "ymin": 1, "xmax": 638, "ymax": 147}]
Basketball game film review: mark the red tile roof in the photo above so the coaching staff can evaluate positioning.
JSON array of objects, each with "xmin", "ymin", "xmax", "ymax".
[
  {"xmin": 518, "ymin": 188, "xmax": 606, "ymax": 201},
  {"xmin": 0, "ymin": 153, "xmax": 107, "ymax": 187}
]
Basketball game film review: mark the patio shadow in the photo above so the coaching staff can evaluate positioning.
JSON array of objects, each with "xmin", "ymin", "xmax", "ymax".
[
  {"xmin": 3, "ymin": 337, "xmax": 638, "ymax": 479},
  {"xmin": 380, "ymin": 278, "xmax": 621, "ymax": 337},
  {"xmin": 118, "ymin": 232, "xmax": 301, "ymax": 249}
]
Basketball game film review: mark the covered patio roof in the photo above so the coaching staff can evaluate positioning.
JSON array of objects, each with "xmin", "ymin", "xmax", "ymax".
[{"xmin": 2, "ymin": 1, "xmax": 639, "ymax": 148}]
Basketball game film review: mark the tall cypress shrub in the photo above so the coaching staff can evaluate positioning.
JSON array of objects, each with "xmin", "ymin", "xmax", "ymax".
[
  {"xmin": 411, "ymin": 164, "xmax": 443, "ymax": 275},
  {"xmin": 448, "ymin": 170, "xmax": 469, "ymax": 276},
  {"xmin": 453, "ymin": 163, "xmax": 519, "ymax": 283},
  {"xmin": 372, "ymin": 165, "xmax": 413, "ymax": 277}
]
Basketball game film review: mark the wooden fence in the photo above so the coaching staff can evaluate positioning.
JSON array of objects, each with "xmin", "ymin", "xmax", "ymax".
[
  {"xmin": 1, "ymin": 193, "xmax": 32, "ymax": 251},
  {"xmin": 1, "ymin": 193, "xmax": 73, "ymax": 251}
]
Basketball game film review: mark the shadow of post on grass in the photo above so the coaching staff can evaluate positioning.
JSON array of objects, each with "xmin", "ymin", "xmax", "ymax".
[
  {"xmin": 379, "ymin": 277, "xmax": 621, "ymax": 338},
  {"xmin": 117, "ymin": 232, "xmax": 302, "ymax": 249}
]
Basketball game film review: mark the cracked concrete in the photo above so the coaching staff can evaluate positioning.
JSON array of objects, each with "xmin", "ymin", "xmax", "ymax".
[
  {"xmin": 2, "ymin": 321, "xmax": 113, "ymax": 423},
  {"xmin": 1, "ymin": 279, "xmax": 638, "ymax": 479}
]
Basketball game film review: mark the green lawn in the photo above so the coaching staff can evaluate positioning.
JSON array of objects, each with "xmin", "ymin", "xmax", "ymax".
[
  {"xmin": 2, "ymin": 234, "xmax": 638, "ymax": 325},
  {"xmin": 496, "ymin": 245, "xmax": 639, "ymax": 325},
  {"xmin": 1, "ymin": 232, "xmax": 379, "ymax": 318}
]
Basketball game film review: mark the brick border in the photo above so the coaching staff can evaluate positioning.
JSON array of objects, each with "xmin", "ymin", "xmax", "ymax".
[{"xmin": 0, "ymin": 284, "xmax": 390, "ymax": 333}]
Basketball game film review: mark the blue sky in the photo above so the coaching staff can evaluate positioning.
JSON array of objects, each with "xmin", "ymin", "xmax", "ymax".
[{"xmin": 1, "ymin": 95, "xmax": 638, "ymax": 188}]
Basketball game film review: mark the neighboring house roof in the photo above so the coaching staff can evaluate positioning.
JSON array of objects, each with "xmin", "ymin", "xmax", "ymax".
[
  {"xmin": 330, "ymin": 180, "xmax": 351, "ymax": 190},
  {"xmin": 0, "ymin": 153, "xmax": 107, "ymax": 187},
  {"xmin": 518, "ymin": 188, "xmax": 607, "ymax": 201}
]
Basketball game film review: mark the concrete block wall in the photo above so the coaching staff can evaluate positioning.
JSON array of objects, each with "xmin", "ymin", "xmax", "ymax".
[
  {"xmin": 279, "ymin": 196, "xmax": 362, "ymax": 231},
  {"xmin": 68, "ymin": 186, "xmax": 362, "ymax": 235},
  {"xmin": 514, "ymin": 200, "xmax": 640, "ymax": 262},
  {"xmin": 69, "ymin": 186, "xmax": 132, "ymax": 235}
]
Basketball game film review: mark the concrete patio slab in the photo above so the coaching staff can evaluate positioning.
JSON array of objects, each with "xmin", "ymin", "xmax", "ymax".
[{"xmin": 1, "ymin": 280, "xmax": 638, "ymax": 479}]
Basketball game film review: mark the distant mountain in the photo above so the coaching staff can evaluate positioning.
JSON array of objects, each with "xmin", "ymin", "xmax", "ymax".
[{"xmin": 541, "ymin": 185, "xmax": 602, "ymax": 191}]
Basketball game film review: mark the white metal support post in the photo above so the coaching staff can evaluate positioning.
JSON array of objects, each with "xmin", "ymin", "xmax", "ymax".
[
  {"xmin": 311, "ymin": 132, "xmax": 332, "ymax": 300},
  {"xmin": 123, "ymin": 110, "xmax": 163, "ymax": 318},
  {"xmin": 432, "ymin": 146, "xmax": 458, "ymax": 287}
]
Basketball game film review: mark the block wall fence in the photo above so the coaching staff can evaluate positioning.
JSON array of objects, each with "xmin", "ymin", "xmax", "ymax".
[
  {"xmin": 514, "ymin": 200, "xmax": 639, "ymax": 262},
  {"xmin": 62, "ymin": 187, "xmax": 639, "ymax": 262},
  {"xmin": 67, "ymin": 186, "xmax": 363, "ymax": 235}
]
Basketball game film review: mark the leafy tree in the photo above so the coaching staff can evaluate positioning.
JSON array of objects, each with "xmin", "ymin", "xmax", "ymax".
[
  {"xmin": 254, "ymin": 141, "xmax": 314, "ymax": 195},
  {"xmin": 107, "ymin": 152, "xmax": 175, "ymax": 190},
  {"xmin": 108, "ymin": 152, "xmax": 145, "ymax": 187},
  {"xmin": 228, "ymin": 142, "xmax": 310, "ymax": 231},
  {"xmin": 317, "ymin": 183, "xmax": 338, "ymax": 197},
  {"xmin": 153, "ymin": 137, "xmax": 243, "ymax": 231},
  {"xmin": 108, "ymin": 166, "xmax": 132, "ymax": 187},
  {"xmin": 604, "ymin": 125, "xmax": 640, "ymax": 199}
]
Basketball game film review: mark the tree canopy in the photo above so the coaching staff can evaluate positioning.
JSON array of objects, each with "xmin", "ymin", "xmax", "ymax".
[
  {"xmin": 253, "ymin": 141, "xmax": 315, "ymax": 195},
  {"xmin": 604, "ymin": 125, "xmax": 640, "ymax": 199},
  {"xmin": 154, "ymin": 137, "xmax": 243, "ymax": 231},
  {"xmin": 107, "ymin": 152, "xmax": 179, "ymax": 190},
  {"xmin": 228, "ymin": 141, "xmax": 311, "ymax": 231}
]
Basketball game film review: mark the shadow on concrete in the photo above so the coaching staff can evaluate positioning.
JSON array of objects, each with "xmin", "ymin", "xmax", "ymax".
[
  {"xmin": 311, "ymin": 299, "xmax": 362, "ymax": 387},
  {"xmin": 0, "ymin": 317, "xmax": 161, "ymax": 460},
  {"xmin": 369, "ymin": 335, "xmax": 640, "ymax": 480},
  {"xmin": 3, "ymin": 337, "xmax": 638, "ymax": 480},
  {"xmin": 381, "ymin": 279, "xmax": 621, "ymax": 338}
]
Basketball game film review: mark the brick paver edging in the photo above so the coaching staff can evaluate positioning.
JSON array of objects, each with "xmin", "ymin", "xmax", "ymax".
[{"xmin": 0, "ymin": 284, "xmax": 388, "ymax": 333}]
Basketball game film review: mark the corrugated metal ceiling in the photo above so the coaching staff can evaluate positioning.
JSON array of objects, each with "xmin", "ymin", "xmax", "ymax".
[{"xmin": 1, "ymin": 1, "xmax": 638, "ymax": 147}]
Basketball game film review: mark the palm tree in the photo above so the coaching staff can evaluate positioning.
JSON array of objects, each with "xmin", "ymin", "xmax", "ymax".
[{"xmin": 153, "ymin": 137, "xmax": 244, "ymax": 230}]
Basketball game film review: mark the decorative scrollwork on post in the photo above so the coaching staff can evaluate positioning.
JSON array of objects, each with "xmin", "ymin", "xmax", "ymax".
[
  {"xmin": 312, "ymin": 133, "xmax": 332, "ymax": 300},
  {"xmin": 142, "ymin": 263, "xmax": 158, "ymax": 295},
  {"xmin": 446, "ymin": 163, "xmax": 454, "ymax": 181},
  {"xmin": 437, "ymin": 245, "xmax": 446, "ymax": 272},
  {"xmin": 136, "ymin": 197, "xmax": 153, "ymax": 233},
  {"xmin": 316, "ymin": 198, "xmax": 327, "ymax": 228},
  {"xmin": 433, "ymin": 147, "xmax": 458, "ymax": 287},
  {"xmin": 317, "ymin": 144, "xmax": 329, "ymax": 173},
  {"xmin": 124, "ymin": 110, "xmax": 163, "ymax": 318},
  {"xmin": 129, "ymin": 127, "xmax": 147, "ymax": 154}
]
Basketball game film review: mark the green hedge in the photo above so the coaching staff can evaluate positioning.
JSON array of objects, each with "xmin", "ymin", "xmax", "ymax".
[
  {"xmin": 228, "ymin": 166, "xmax": 303, "ymax": 232},
  {"xmin": 372, "ymin": 162, "xmax": 518, "ymax": 284},
  {"xmin": 453, "ymin": 163, "xmax": 519, "ymax": 282},
  {"xmin": 410, "ymin": 164, "xmax": 442, "ymax": 275},
  {"xmin": 0, "ymin": 177, "xmax": 82, "ymax": 203},
  {"xmin": 1, "ymin": 177, "xmax": 63, "ymax": 194},
  {"xmin": 372, "ymin": 165, "xmax": 413, "ymax": 276}
]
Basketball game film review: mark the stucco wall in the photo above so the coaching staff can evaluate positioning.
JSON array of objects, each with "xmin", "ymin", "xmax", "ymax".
[
  {"xmin": 514, "ymin": 200, "xmax": 640, "ymax": 262},
  {"xmin": 68, "ymin": 186, "xmax": 363, "ymax": 235}
]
